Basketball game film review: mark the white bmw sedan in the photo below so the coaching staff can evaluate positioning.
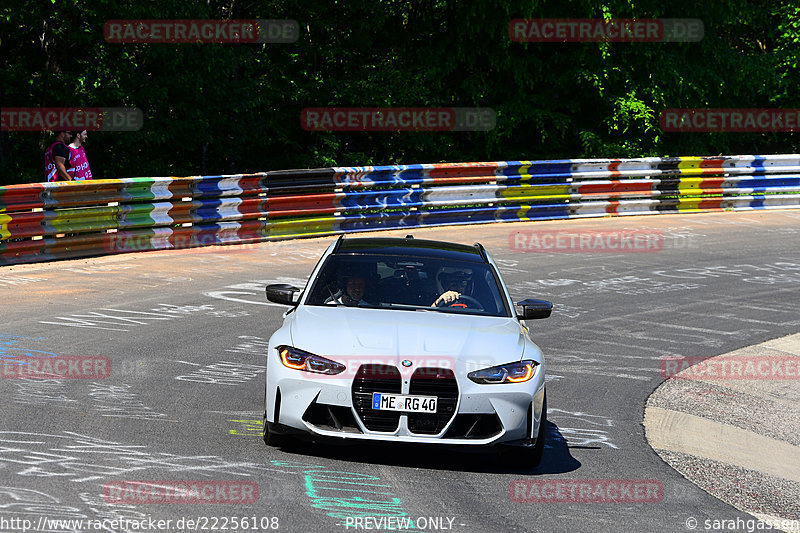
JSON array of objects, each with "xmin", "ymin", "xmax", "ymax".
[{"xmin": 263, "ymin": 235, "xmax": 552, "ymax": 466}]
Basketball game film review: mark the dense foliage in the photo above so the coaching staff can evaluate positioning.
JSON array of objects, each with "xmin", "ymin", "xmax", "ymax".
[{"xmin": 1, "ymin": 0, "xmax": 798, "ymax": 184}]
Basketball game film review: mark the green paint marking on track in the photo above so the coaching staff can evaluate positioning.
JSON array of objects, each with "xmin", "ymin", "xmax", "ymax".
[{"xmin": 271, "ymin": 460, "xmax": 424, "ymax": 531}]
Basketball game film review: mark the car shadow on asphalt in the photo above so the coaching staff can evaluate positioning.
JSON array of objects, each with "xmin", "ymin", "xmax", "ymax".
[{"xmin": 272, "ymin": 421, "xmax": 581, "ymax": 475}]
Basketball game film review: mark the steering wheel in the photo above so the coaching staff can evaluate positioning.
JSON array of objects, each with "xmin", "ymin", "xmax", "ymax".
[{"xmin": 437, "ymin": 294, "xmax": 483, "ymax": 310}]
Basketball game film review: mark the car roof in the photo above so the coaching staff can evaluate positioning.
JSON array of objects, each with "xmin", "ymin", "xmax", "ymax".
[{"xmin": 334, "ymin": 236, "xmax": 487, "ymax": 262}]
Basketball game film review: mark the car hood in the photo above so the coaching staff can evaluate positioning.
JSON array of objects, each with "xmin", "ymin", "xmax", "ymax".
[{"xmin": 288, "ymin": 306, "xmax": 534, "ymax": 370}]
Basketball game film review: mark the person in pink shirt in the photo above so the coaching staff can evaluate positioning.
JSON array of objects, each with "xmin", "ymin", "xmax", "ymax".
[
  {"xmin": 44, "ymin": 130, "xmax": 74, "ymax": 181},
  {"xmin": 68, "ymin": 130, "xmax": 93, "ymax": 180}
]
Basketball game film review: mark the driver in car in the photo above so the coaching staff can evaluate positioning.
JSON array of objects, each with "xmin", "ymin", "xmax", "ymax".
[
  {"xmin": 326, "ymin": 274, "xmax": 370, "ymax": 306},
  {"xmin": 432, "ymin": 271, "xmax": 472, "ymax": 307}
]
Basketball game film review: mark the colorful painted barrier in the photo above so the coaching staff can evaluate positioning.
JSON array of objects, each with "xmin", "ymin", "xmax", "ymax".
[{"xmin": 2, "ymin": 155, "xmax": 799, "ymax": 265}]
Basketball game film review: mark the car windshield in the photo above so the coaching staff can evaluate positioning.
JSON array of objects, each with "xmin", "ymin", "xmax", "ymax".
[{"xmin": 304, "ymin": 254, "xmax": 510, "ymax": 317}]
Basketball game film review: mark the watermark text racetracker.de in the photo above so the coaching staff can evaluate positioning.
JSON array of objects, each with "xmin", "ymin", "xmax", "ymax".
[
  {"xmin": 660, "ymin": 108, "xmax": 800, "ymax": 132},
  {"xmin": 104, "ymin": 19, "xmax": 298, "ymax": 43},
  {"xmin": 103, "ymin": 480, "xmax": 258, "ymax": 504},
  {"xmin": 105, "ymin": 232, "xmax": 261, "ymax": 255},
  {"xmin": 1, "ymin": 107, "xmax": 142, "ymax": 131},
  {"xmin": 509, "ymin": 229, "xmax": 686, "ymax": 253},
  {"xmin": 661, "ymin": 356, "xmax": 800, "ymax": 380},
  {"xmin": 509, "ymin": 18, "xmax": 703, "ymax": 42},
  {"xmin": 1, "ymin": 355, "xmax": 111, "ymax": 379},
  {"xmin": 510, "ymin": 479, "xmax": 663, "ymax": 503},
  {"xmin": 301, "ymin": 107, "xmax": 496, "ymax": 131}
]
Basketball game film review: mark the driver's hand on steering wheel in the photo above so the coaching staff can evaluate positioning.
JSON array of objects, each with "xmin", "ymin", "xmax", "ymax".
[{"xmin": 433, "ymin": 290, "xmax": 461, "ymax": 306}]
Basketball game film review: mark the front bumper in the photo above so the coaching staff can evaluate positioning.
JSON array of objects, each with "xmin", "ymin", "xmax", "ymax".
[{"xmin": 266, "ymin": 362, "xmax": 546, "ymax": 446}]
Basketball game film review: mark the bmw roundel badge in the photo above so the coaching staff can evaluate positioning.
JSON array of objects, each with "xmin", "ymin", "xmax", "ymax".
[{"xmin": 401, "ymin": 360, "xmax": 413, "ymax": 367}]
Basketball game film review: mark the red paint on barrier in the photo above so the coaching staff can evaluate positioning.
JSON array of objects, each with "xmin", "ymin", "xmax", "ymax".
[
  {"xmin": 1, "ymin": 212, "xmax": 46, "ymax": 239},
  {"xmin": 576, "ymin": 181, "xmax": 654, "ymax": 196},
  {"xmin": 697, "ymin": 177, "xmax": 725, "ymax": 189},
  {"xmin": 608, "ymin": 160, "xmax": 621, "ymax": 178},
  {"xmin": 699, "ymin": 158, "xmax": 726, "ymax": 170},
  {"xmin": 0, "ymin": 184, "xmax": 46, "ymax": 211},
  {"xmin": 428, "ymin": 163, "xmax": 500, "ymax": 178},
  {"xmin": 266, "ymin": 193, "xmax": 340, "ymax": 215}
]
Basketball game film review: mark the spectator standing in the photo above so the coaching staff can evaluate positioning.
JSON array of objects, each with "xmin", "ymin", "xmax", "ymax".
[
  {"xmin": 68, "ymin": 130, "xmax": 93, "ymax": 180},
  {"xmin": 44, "ymin": 130, "xmax": 73, "ymax": 181}
]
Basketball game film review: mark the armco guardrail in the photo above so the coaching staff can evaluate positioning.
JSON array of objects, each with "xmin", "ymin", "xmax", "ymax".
[{"xmin": 2, "ymin": 154, "xmax": 800, "ymax": 265}]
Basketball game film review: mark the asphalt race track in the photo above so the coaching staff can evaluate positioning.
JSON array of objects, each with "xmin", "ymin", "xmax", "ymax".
[{"xmin": 2, "ymin": 210, "xmax": 799, "ymax": 533}]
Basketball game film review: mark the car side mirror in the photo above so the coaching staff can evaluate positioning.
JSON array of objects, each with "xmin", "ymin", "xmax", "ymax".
[
  {"xmin": 516, "ymin": 298, "xmax": 553, "ymax": 320},
  {"xmin": 266, "ymin": 284, "xmax": 301, "ymax": 306}
]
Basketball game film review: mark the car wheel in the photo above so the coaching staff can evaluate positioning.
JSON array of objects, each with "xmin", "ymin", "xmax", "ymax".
[
  {"xmin": 262, "ymin": 410, "xmax": 291, "ymax": 448},
  {"xmin": 528, "ymin": 392, "xmax": 547, "ymax": 468},
  {"xmin": 501, "ymin": 391, "xmax": 547, "ymax": 469}
]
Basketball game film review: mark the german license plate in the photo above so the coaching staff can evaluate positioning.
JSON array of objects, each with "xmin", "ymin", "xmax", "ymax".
[{"xmin": 372, "ymin": 393, "xmax": 437, "ymax": 413}]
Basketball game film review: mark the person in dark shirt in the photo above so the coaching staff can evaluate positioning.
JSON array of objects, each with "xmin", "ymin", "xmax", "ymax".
[{"xmin": 44, "ymin": 130, "xmax": 74, "ymax": 181}]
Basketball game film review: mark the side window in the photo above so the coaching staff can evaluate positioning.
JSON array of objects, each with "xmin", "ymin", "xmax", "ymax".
[
  {"xmin": 376, "ymin": 262, "xmax": 394, "ymax": 281},
  {"xmin": 305, "ymin": 257, "xmax": 341, "ymax": 305},
  {"xmin": 483, "ymin": 270, "xmax": 505, "ymax": 314}
]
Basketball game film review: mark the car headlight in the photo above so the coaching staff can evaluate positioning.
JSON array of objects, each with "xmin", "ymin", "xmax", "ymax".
[
  {"xmin": 468, "ymin": 360, "xmax": 538, "ymax": 384},
  {"xmin": 277, "ymin": 345, "xmax": 346, "ymax": 375}
]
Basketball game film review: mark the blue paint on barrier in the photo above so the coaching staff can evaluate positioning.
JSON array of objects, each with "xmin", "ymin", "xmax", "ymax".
[
  {"xmin": 340, "ymin": 189, "xmax": 425, "ymax": 210},
  {"xmin": 751, "ymin": 156, "xmax": 767, "ymax": 172},
  {"xmin": 193, "ymin": 176, "xmax": 229, "ymax": 197},
  {"xmin": 743, "ymin": 177, "xmax": 800, "ymax": 188},
  {"xmin": 339, "ymin": 211, "xmax": 410, "ymax": 231},
  {"xmin": 420, "ymin": 206, "xmax": 498, "ymax": 225},
  {"xmin": 518, "ymin": 203, "xmax": 572, "ymax": 220},
  {"xmin": 525, "ymin": 160, "xmax": 577, "ymax": 176},
  {"xmin": 194, "ymin": 199, "xmax": 237, "ymax": 221}
]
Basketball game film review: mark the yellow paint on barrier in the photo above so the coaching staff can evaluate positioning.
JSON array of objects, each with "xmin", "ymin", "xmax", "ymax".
[
  {"xmin": 677, "ymin": 177, "xmax": 704, "ymax": 194},
  {"xmin": 266, "ymin": 216, "xmax": 338, "ymax": 238},
  {"xmin": 515, "ymin": 204, "xmax": 540, "ymax": 221},
  {"xmin": 48, "ymin": 206, "xmax": 119, "ymax": 234},
  {"xmin": 0, "ymin": 214, "xmax": 11, "ymax": 240},
  {"xmin": 502, "ymin": 195, "xmax": 571, "ymax": 208},
  {"xmin": 676, "ymin": 198, "xmax": 707, "ymax": 211},
  {"xmin": 677, "ymin": 157, "xmax": 704, "ymax": 169},
  {"xmin": 501, "ymin": 185, "xmax": 571, "ymax": 199},
  {"xmin": 515, "ymin": 162, "xmax": 533, "ymax": 178}
]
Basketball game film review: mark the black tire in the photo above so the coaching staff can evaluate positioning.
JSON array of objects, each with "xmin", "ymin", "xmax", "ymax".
[
  {"xmin": 262, "ymin": 416, "xmax": 291, "ymax": 448},
  {"xmin": 501, "ymin": 391, "xmax": 547, "ymax": 469},
  {"xmin": 262, "ymin": 400, "xmax": 293, "ymax": 448},
  {"xmin": 527, "ymin": 392, "xmax": 547, "ymax": 468}
]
